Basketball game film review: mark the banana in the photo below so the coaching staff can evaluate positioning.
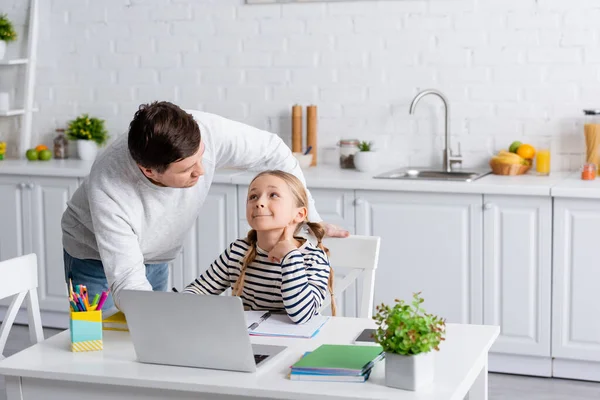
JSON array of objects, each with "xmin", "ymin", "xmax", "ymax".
[
  {"xmin": 495, "ymin": 150, "xmax": 524, "ymax": 165},
  {"xmin": 492, "ymin": 154, "xmax": 525, "ymax": 166}
]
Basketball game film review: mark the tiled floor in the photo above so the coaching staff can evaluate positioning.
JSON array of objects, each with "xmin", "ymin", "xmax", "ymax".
[{"xmin": 1, "ymin": 325, "xmax": 599, "ymax": 400}]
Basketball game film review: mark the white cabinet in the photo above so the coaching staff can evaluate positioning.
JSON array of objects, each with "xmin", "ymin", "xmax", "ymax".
[
  {"xmin": 355, "ymin": 190, "xmax": 483, "ymax": 325},
  {"xmin": 307, "ymin": 188, "xmax": 356, "ymax": 234},
  {"xmin": 168, "ymin": 251, "xmax": 184, "ymax": 292},
  {"xmin": 30, "ymin": 177, "xmax": 79, "ymax": 312},
  {"xmin": 552, "ymin": 198, "xmax": 600, "ymax": 381},
  {"xmin": 483, "ymin": 195, "xmax": 552, "ymax": 376},
  {"xmin": 0, "ymin": 175, "xmax": 79, "ymax": 315},
  {"xmin": 180, "ymin": 184, "xmax": 238, "ymax": 287},
  {"xmin": 0, "ymin": 176, "xmax": 26, "ymax": 261}
]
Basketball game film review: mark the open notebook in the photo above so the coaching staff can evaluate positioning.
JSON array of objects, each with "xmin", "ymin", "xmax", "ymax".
[{"xmin": 245, "ymin": 311, "xmax": 329, "ymax": 339}]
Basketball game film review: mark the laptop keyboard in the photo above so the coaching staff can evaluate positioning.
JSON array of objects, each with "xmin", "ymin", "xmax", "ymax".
[{"xmin": 254, "ymin": 354, "xmax": 269, "ymax": 365}]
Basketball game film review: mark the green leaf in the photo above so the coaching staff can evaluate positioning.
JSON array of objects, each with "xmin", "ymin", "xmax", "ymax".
[
  {"xmin": 66, "ymin": 114, "xmax": 109, "ymax": 146},
  {"xmin": 0, "ymin": 14, "xmax": 17, "ymax": 43},
  {"xmin": 357, "ymin": 140, "xmax": 373, "ymax": 152},
  {"xmin": 371, "ymin": 291, "xmax": 446, "ymax": 356}
]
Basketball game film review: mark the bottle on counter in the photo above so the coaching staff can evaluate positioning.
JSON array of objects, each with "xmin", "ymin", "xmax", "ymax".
[{"xmin": 53, "ymin": 128, "xmax": 69, "ymax": 159}]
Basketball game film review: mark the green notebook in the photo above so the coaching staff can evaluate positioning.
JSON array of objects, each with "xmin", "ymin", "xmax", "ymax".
[{"xmin": 291, "ymin": 344, "xmax": 384, "ymax": 374}]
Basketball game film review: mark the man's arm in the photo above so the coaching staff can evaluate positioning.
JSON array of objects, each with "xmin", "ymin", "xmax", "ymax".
[
  {"xmin": 200, "ymin": 112, "xmax": 322, "ymax": 223},
  {"xmin": 87, "ymin": 179, "xmax": 151, "ymax": 308}
]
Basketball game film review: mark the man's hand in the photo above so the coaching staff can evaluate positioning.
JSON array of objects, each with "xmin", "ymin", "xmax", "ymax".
[
  {"xmin": 322, "ymin": 222, "xmax": 350, "ymax": 238},
  {"xmin": 268, "ymin": 225, "xmax": 298, "ymax": 263}
]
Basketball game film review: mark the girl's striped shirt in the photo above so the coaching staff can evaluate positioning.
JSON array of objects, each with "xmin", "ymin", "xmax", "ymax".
[{"xmin": 182, "ymin": 238, "xmax": 330, "ymax": 324}]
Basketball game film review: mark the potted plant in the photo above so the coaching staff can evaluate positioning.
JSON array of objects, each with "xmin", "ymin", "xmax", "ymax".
[
  {"xmin": 66, "ymin": 114, "xmax": 109, "ymax": 161},
  {"xmin": 0, "ymin": 14, "xmax": 17, "ymax": 60},
  {"xmin": 353, "ymin": 141, "xmax": 379, "ymax": 172},
  {"xmin": 373, "ymin": 292, "xmax": 446, "ymax": 391}
]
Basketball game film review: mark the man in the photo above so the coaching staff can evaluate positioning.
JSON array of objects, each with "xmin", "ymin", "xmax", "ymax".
[{"xmin": 62, "ymin": 101, "xmax": 348, "ymax": 310}]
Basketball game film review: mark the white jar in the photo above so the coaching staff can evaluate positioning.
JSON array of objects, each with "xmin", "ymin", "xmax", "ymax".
[{"xmin": 339, "ymin": 139, "xmax": 359, "ymax": 169}]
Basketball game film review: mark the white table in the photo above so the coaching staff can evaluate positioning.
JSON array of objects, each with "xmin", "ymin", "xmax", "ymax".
[{"xmin": 0, "ymin": 318, "xmax": 499, "ymax": 400}]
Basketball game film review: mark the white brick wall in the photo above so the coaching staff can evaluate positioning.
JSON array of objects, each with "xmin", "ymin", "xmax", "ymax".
[{"xmin": 1, "ymin": 0, "xmax": 599, "ymax": 169}]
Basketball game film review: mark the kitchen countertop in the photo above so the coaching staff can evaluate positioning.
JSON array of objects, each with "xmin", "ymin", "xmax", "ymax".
[
  {"xmin": 0, "ymin": 159, "xmax": 242, "ymax": 183},
  {"xmin": 551, "ymin": 172, "xmax": 600, "ymax": 199},
  {"xmin": 1, "ymin": 159, "xmax": 598, "ymax": 198},
  {"xmin": 232, "ymin": 166, "xmax": 571, "ymax": 196},
  {"xmin": 0, "ymin": 159, "xmax": 94, "ymax": 178}
]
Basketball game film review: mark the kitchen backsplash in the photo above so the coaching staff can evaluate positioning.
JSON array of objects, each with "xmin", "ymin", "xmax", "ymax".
[{"xmin": 0, "ymin": 0, "xmax": 596, "ymax": 170}]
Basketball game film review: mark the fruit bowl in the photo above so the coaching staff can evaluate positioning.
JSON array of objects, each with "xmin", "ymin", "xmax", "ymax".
[{"xmin": 489, "ymin": 158, "xmax": 531, "ymax": 176}]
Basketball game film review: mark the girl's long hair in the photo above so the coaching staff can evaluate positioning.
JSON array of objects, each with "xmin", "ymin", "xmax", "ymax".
[{"xmin": 232, "ymin": 170, "xmax": 336, "ymax": 316}]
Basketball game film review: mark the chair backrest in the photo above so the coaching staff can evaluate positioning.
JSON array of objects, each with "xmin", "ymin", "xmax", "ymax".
[
  {"xmin": 0, "ymin": 253, "xmax": 44, "ymax": 360},
  {"xmin": 319, "ymin": 235, "xmax": 380, "ymax": 319}
]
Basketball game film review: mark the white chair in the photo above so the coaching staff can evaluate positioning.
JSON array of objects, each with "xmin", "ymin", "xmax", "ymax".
[
  {"xmin": 319, "ymin": 235, "xmax": 381, "ymax": 319},
  {"xmin": 0, "ymin": 253, "xmax": 44, "ymax": 360}
]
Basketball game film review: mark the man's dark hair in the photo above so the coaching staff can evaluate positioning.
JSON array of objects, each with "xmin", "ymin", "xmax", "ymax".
[{"xmin": 128, "ymin": 101, "xmax": 201, "ymax": 173}]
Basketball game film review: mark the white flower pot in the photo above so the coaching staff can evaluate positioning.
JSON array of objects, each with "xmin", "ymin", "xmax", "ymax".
[
  {"xmin": 77, "ymin": 140, "xmax": 98, "ymax": 161},
  {"xmin": 353, "ymin": 151, "xmax": 379, "ymax": 172},
  {"xmin": 385, "ymin": 351, "xmax": 435, "ymax": 391},
  {"xmin": 0, "ymin": 41, "xmax": 6, "ymax": 60}
]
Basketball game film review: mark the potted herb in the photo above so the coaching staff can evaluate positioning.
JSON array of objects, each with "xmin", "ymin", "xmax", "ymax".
[
  {"xmin": 373, "ymin": 292, "xmax": 446, "ymax": 391},
  {"xmin": 353, "ymin": 141, "xmax": 379, "ymax": 173},
  {"xmin": 0, "ymin": 14, "xmax": 17, "ymax": 60},
  {"xmin": 66, "ymin": 114, "xmax": 109, "ymax": 161}
]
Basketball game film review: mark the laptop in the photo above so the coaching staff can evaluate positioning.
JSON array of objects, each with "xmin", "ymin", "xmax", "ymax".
[{"xmin": 119, "ymin": 290, "xmax": 287, "ymax": 373}]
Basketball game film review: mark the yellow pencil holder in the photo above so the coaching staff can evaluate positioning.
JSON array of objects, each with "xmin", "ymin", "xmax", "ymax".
[{"xmin": 70, "ymin": 310, "xmax": 103, "ymax": 352}]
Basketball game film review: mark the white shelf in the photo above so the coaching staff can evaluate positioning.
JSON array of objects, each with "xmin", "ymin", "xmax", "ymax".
[
  {"xmin": 0, "ymin": 59, "xmax": 29, "ymax": 65},
  {"xmin": 0, "ymin": 108, "xmax": 38, "ymax": 117}
]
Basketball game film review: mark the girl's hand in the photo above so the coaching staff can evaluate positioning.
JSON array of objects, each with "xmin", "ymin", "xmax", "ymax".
[{"xmin": 268, "ymin": 225, "xmax": 298, "ymax": 263}]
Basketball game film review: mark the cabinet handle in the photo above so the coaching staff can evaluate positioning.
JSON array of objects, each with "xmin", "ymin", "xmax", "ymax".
[
  {"xmin": 26, "ymin": 183, "xmax": 34, "ymax": 189},
  {"xmin": 18, "ymin": 182, "xmax": 25, "ymax": 189},
  {"xmin": 354, "ymin": 198, "xmax": 364, "ymax": 206},
  {"xmin": 484, "ymin": 203, "xmax": 493, "ymax": 210}
]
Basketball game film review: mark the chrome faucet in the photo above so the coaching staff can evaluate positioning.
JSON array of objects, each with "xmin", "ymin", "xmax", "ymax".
[{"xmin": 409, "ymin": 89, "xmax": 462, "ymax": 172}]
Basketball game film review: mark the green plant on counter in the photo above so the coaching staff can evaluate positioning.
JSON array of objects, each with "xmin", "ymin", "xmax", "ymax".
[
  {"xmin": 0, "ymin": 14, "xmax": 17, "ymax": 42},
  {"xmin": 357, "ymin": 141, "xmax": 373, "ymax": 152},
  {"xmin": 66, "ymin": 114, "xmax": 109, "ymax": 146},
  {"xmin": 373, "ymin": 292, "xmax": 446, "ymax": 356}
]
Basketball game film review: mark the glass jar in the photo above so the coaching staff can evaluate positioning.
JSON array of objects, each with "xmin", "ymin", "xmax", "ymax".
[
  {"xmin": 53, "ymin": 129, "xmax": 69, "ymax": 159},
  {"xmin": 583, "ymin": 109, "xmax": 600, "ymax": 167},
  {"xmin": 339, "ymin": 139, "xmax": 359, "ymax": 169},
  {"xmin": 582, "ymin": 163, "xmax": 597, "ymax": 180}
]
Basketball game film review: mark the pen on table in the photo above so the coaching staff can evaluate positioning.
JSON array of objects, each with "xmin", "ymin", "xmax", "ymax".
[
  {"xmin": 248, "ymin": 311, "xmax": 272, "ymax": 331},
  {"xmin": 74, "ymin": 295, "xmax": 84, "ymax": 311},
  {"xmin": 171, "ymin": 287, "xmax": 178, "ymax": 292},
  {"xmin": 303, "ymin": 146, "xmax": 312, "ymax": 156},
  {"xmin": 91, "ymin": 293, "xmax": 100, "ymax": 308},
  {"xmin": 82, "ymin": 289, "xmax": 90, "ymax": 310},
  {"xmin": 95, "ymin": 291, "xmax": 108, "ymax": 310}
]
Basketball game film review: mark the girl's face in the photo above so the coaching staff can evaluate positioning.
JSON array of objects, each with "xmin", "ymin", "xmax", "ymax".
[{"xmin": 246, "ymin": 174, "xmax": 307, "ymax": 232}]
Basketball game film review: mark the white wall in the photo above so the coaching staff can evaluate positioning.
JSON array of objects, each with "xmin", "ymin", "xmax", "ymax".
[{"xmin": 1, "ymin": 0, "xmax": 597, "ymax": 170}]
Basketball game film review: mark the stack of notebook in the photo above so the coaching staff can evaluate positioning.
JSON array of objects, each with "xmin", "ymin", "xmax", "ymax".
[
  {"xmin": 289, "ymin": 344, "xmax": 384, "ymax": 382},
  {"xmin": 102, "ymin": 311, "xmax": 128, "ymax": 332}
]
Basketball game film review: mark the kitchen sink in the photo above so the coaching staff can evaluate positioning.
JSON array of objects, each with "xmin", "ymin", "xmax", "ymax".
[{"xmin": 374, "ymin": 168, "xmax": 491, "ymax": 182}]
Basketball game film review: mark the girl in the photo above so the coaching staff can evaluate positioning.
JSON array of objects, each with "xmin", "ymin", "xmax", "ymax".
[{"xmin": 183, "ymin": 170, "xmax": 336, "ymax": 324}]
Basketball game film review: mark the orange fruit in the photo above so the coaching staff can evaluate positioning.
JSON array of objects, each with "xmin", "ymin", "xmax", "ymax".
[
  {"xmin": 516, "ymin": 144, "xmax": 535, "ymax": 159},
  {"xmin": 35, "ymin": 144, "xmax": 48, "ymax": 152}
]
